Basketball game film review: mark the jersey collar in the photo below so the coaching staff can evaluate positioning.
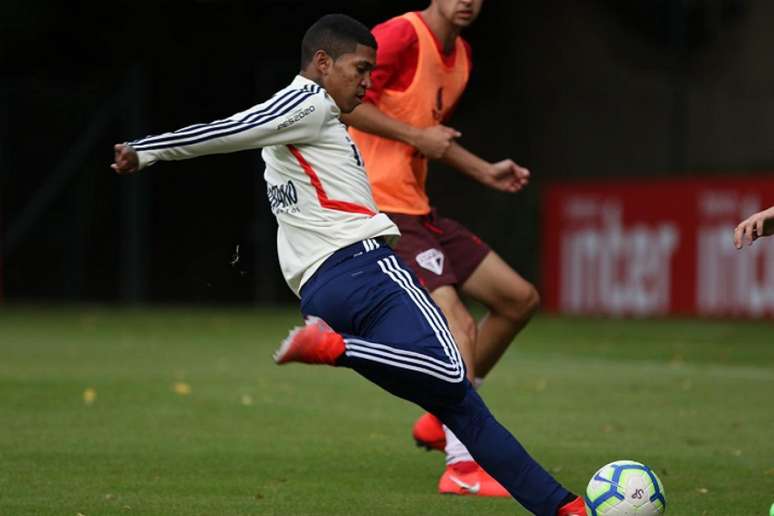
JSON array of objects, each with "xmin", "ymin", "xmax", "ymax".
[{"xmin": 292, "ymin": 75, "xmax": 339, "ymax": 115}]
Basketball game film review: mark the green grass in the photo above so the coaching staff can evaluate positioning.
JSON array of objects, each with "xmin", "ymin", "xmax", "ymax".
[{"xmin": 1, "ymin": 307, "xmax": 773, "ymax": 515}]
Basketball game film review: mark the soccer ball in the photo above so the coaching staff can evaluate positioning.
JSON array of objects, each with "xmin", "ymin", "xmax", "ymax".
[{"xmin": 584, "ymin": 460, "xmax": 666, "ymax": 515}]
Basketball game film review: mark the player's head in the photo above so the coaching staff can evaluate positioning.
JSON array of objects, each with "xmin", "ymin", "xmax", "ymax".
[
  {"xmin": 300, "ymin": 14, "xmax": 377, "ymax": 114},
  {"xmin": 430, "ymin": 0, "xmax": 483, "ymax": 28}
]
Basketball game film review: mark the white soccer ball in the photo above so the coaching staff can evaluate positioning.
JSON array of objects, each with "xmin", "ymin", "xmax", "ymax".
[{"xmin": 584, "ymin": 460, "xmax": 666, "ymax": 515}]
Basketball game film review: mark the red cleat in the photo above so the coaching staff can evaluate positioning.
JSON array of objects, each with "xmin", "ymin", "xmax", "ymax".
[
  {"xmin": 438, "ymin": 461, "xmax": 511, "ymax": 497},
  {"xmin": 273, "ymin": 316, "xmax": 345, "ymax": 366},
  {"xmin": 557, "ymin": 495, "xmax": 586, "ymax": 516},
  {"xmin": 412, "ymin": 412, "xmax": 446, "ymax": 451}
]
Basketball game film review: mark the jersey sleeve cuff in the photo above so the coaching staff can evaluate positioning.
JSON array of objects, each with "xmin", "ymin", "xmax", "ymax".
[{"xmin": 134, "ymin": 147, "xmax": 157, "ymax": 170}]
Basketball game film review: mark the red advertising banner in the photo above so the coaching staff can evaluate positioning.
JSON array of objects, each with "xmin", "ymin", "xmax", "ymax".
[{"xmin": 542, "ymin": 176, "xmax": 774, "ymax": 317}]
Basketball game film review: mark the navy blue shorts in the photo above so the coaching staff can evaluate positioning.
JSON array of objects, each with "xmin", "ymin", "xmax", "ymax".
[{"xmin": 300, "ymin": 238, "xmax": 468, "ymax": 408}]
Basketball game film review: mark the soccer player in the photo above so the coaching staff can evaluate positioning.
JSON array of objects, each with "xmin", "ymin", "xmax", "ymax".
[
  {"xmin": 343, "ymin": 0, "xmax": 537, "ymax": 495},
  {"xmin": 734, "ymin": 206, "xmax": 774, "ymax": 248},
  {"xmin": 111, "ymin": 14, "xmax": 585, "ymax": 516}
]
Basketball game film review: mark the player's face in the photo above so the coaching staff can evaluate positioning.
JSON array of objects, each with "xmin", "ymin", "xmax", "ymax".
[
  {"xmin": 322, "ymin": 44, "xmax": 375, "ymax": 114},
  {"xmin": 435, "ymin": 0, "xmax": 483, "ymax": 28}
]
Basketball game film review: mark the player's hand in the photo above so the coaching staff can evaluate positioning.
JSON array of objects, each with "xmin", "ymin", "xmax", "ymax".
[
  {"xmin": 734, "ymin": 206, "xmax": 774, "ymax": 249},
  {"xmin": 413, "ymin": 125, "xmax": 461, "ymax": 159},
  {"xmin": 111, "ymin": 144, "xmax": 139, "ymax": 175},
  {"xmin": 485, "ymin": 159, "xmax": 530, "ymax": 193}
]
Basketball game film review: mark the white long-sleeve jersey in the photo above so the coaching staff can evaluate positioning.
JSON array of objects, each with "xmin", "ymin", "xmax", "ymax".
[{"xmin": 130, "ymin": 75, "xmax": 400, "ymax": 296}]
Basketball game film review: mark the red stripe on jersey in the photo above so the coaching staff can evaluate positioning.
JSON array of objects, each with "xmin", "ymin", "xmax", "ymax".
[{"xmin": 287, "ymin": 145, "xmax": 376, "ymax": 217}]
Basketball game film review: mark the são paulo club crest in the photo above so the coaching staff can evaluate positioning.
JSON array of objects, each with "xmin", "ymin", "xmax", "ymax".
[{"xmin": 416, "ymin": 248, "xmax": 445, "ymax": 276}]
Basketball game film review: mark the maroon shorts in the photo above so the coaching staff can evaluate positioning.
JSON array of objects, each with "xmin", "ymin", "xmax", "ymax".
[{"xmin": 386, "ymin": 209, "xmax": 491, "ymax": 292}]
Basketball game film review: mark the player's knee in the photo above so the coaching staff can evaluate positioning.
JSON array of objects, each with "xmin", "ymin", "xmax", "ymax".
[
  {"xmin": 500, "ymin": 282, "xmax": 540, "ymax": 322},
  {"xmin": 522, "ymin": 283, "xmax": 541, "ymax": 316}
]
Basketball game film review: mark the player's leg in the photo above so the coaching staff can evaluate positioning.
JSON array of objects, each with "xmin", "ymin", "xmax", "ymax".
[
  {"xmin": 423, "ymin": 217, "xmax": 574, "ymax": 503},
  {"xmin": 461, "ymin": 250, "xmax": 540, "ymax": 377},
  {"xmin": 291, "ymin": 236, "xmax": 479, "ymax": 478},
  {"xmin": 386, "ymin": 212, "xmax": 506, "ymax": 493},
  {"xmin": 427, "ymin": 384, "xmax": 583, "ymax": 516},
  {"xmin": 402, "ymin": 212, "xmax": 531, "ymax": 470},
  {"xmin": 426, "ymin": 283, "xmax": 503, "ymax": 490},
  {"xmin": 433, "ymin": 213, "xmax": 537, "ymax": 380},
  {"xmin": 345, "ymin": 351, "xmax": 581, "ymax": 513},
  {"xmin": 280, "ymin": 244, "xmax": 580, "ymax": 514},
  {"xmin": 383, "ymin": 212, "xmax": 469, "ymax": 452}
]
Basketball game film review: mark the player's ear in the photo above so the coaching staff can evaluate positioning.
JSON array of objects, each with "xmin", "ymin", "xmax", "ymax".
[{"xmin": 312, "ymin": 50, "xmax": 333, "ymax": 75}]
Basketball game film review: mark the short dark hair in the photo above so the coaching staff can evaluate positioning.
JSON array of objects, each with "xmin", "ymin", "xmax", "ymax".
[{"xmin": 300, "ymin": 14, "xmax": 377, "ymax": 68}]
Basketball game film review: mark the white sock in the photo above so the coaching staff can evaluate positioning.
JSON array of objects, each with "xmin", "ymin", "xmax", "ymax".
[{"xmin": 444, "ymin": 425, "xmax": 474, "ymax": 465}]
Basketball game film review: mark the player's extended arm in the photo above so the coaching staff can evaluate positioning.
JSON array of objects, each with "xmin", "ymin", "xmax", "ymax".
[
  {"xmin": 111, "ymin": 95, "xmax": 325, "ymax": 174},
  {"xmin": 342, "ymin": 103, "xmax": 460, "ymax": 159},
  {"xmin": 734, "ymin": 205, "xmax": 774, "ymax": 249},
  {"xmin": 441, "ymin": 141, "xmax": 530, "ymax": 194}
]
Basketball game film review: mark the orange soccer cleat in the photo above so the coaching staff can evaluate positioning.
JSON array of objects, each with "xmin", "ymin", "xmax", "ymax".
[
  {"xmin": 412, "ymin": 412, "xmax": 446, "ymax": 451},
  {"xmin": 557, "ymin": 495, "xmax": 586, "ymax": 516},
  {"xmin": 438, "ymin": 461, "xmax": 511, "ymax": 497},
  {"xmin": 273, "ymin": 316, "xmax": 345, "ymax": 366}
]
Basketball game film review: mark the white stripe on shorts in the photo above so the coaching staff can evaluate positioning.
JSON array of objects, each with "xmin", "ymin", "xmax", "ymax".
[{"xmin": 341, "ymin": 257, "xmax": 465, "ymax": 383}]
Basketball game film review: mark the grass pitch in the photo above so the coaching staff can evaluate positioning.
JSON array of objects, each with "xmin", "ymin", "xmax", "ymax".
[{"xmin": 1, "ymin": 307, "xmax": 773, "ymax": 515}]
